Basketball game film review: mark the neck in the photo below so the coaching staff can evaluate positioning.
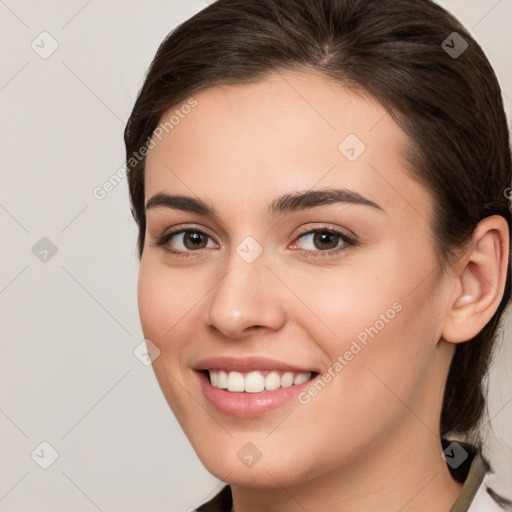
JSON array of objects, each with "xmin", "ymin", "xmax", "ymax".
[{"xmin": 230, "ymin": 423, "xmax": 463, "ymax": 512}]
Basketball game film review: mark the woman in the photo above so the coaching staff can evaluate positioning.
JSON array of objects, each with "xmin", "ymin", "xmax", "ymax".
[{"xmin": 124, "ymin": 0, "xmax": 512, "ymax": 510}]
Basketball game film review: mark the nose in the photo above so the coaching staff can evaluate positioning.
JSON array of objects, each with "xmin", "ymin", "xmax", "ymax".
[{"xmin": 204, "ymin": 246, "xmax": 287, "ymax": 339}]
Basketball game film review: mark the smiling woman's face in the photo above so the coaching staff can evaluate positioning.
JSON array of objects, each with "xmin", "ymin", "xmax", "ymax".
[{"xmin": 138, "ymin": 71, "xmax": 457, "ymax": 488}]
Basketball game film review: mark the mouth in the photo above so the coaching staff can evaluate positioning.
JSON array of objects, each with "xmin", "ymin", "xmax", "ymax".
[
  {"xmin": 201, "ymin": 369, "xmax": 319, "ymax": 393},
  {"xmin": 193, "ymin": 357, "xmax": 321, "ymax": 417}
]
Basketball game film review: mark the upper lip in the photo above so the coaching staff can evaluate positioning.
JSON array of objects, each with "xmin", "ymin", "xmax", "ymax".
[{"xmin": 193, "ymin": 356, "xmax": 318, "ymax": 373}]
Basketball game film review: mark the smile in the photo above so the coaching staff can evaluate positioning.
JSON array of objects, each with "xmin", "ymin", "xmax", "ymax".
[
  {"xmin": 207, "ymin": 369, "xmax": 314, "ymax": 393},
  {"xmin": 193, "ymin": 357, "xmax": 320, "ymax": 417}
]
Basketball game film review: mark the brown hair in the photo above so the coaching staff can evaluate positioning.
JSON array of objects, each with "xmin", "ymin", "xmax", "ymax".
[{"xmin": 124, "ymin": 0, "xmax": 512, "ymax": 442}]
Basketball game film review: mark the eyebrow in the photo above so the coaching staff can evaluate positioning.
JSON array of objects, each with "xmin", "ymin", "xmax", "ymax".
[{"xmin": 145, "ymin": 188, "xmax": 384, "ymax": 217}]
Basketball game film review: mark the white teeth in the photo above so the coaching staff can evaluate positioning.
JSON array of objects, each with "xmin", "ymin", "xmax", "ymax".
[
  {"xmin": 265, "ymin": 371, "xmax": 281, "ymax": 391},
  {"xmin": 217, "ymin": 370, "xmax": 228, "ymax": 389},
  {"xmin": 244, "ymin": 371, "xmax": 265, "ymax": 393},
  {"xmin": 227, "ymin": 371, "xmax": 245, "ymax": 392},
  {"xmin": 294, "ymin": 372, "xmax": 310, "ymax": 385},
  {"xmin": 208, "ymin": 370, "xmax": 312, "ymax": 392},
  {"xmin": 280, "ymin": 372, "xmax": 294, "ymax": 388}
]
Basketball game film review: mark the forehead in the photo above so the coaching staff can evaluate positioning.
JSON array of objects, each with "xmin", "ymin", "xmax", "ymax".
[{"xmin": 144, "ymin": 71, "xmax": 431, "ymax": 221}]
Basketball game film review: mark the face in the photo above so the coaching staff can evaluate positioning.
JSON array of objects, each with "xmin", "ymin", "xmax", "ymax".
[{"xmin": 138, "ymin": 71, "xmax": 455, "ymax": 488}]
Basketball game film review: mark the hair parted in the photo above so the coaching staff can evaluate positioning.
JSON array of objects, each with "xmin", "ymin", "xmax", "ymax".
[{"xmin": 124, "ymin": 0, "xmax": 512, "ymax": 442}]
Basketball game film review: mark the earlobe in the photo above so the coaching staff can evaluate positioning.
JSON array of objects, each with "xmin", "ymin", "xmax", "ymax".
[{"xmin": 442, "ymin": 215, "xmax": 509, "ymax": 344}]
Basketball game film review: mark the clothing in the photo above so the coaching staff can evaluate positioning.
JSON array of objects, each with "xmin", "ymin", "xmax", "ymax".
[
  {"xmin": 196, "ymin": 443, "xmax": 511, "ymax": 512},
  {"xmin": 451, "ymin": 451, "xmax": 510, "ymax": 511}
]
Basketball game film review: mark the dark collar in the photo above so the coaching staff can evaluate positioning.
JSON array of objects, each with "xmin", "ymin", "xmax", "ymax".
[{"xmin": 449, "ymin": 450, "xmax": 487, "ymax": 512}]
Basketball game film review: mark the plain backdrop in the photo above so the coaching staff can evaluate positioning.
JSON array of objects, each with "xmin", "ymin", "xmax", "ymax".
[{"xmin": 1, "ymin": 1, "xmax": 511, "ymax": 510}]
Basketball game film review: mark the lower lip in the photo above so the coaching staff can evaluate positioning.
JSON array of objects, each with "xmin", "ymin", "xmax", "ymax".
[{"xmin": 196, "ymin": 371, "xmax": 316, "ymax": 418}]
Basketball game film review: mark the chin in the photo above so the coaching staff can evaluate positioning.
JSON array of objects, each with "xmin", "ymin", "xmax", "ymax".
[{"xmin": 191, "ymin": 436, "xmax": 323, "ymax": 489}]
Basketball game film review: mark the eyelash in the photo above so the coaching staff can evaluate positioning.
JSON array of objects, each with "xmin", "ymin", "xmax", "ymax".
[{"xmin": 151, "ymin": 224, "xmax": 358, "ymax": 259}]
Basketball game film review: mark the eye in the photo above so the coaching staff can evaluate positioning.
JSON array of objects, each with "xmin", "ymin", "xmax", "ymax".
[
  {"xmin": 151, "ymin": 223, "xmax": 358, "ymax": 258},
  {"xmin": 290, "ymin": 225, "xmax": 357, "ymax": 258},
  {"xmin": 151, "ymin": 225, "xmax": 218, "ymax": 256}
]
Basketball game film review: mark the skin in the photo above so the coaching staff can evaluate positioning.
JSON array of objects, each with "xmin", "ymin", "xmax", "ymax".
[{"xmin": 138, "ymin": 70, "xmax": 509, "ymax": 512}]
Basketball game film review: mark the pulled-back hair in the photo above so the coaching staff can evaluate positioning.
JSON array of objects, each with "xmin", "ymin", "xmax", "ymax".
[{"xmin": 124, "ymin": 0, "xmax": 512, "ymax": 442}]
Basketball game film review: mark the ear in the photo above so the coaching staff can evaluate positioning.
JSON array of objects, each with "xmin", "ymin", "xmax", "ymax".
[{"xmin": 442, "ymin": 215, "xmax": 510, "ymax": 344}]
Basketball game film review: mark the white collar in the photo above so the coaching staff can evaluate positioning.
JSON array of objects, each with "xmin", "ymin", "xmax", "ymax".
[{"xmin": 466, "ymin": 472, "xmax": 511, "ymax": 511}]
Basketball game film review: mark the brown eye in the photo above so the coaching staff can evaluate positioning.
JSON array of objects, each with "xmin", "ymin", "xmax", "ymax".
[
  {"xmin": 181, "ymin": 231, "xmax": 209, "ymax": 250},
  {"xmin": 154, "ymin": 228, "xmax": 218, "ymax": 255},
  {"xmin": 311, "ymin": 230, "xmax": 339, "ymax": 250},
  {"xmin": 294, "ymin": 228, "xmax": 355, "ymax": 253}
]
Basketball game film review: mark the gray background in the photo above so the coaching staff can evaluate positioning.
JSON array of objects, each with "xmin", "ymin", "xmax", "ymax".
[{"xmin": 1, "ymin": 1, "xmax": 511, "ymax": 510}]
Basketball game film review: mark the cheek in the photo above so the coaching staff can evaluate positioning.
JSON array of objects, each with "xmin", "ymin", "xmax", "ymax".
[
  {"xmin": 282, "ymin": 261, "xmax": 404, "ymax": 352},
  {"xmin": 286, "ymin": 256, "xmax": 438, "ymax": 400},
  {"xmin": 136, "ymin": 260, "xmax": 204, "ymax": 423},
  {"xmin": 137, "ymin": 260, "xmax": 204, "ymax": 347},
  {"xmin": 288, "ymin": 239, "xmax": 438, "ymax": 350}
]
